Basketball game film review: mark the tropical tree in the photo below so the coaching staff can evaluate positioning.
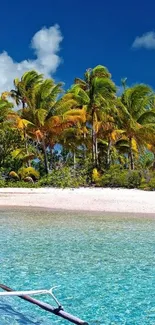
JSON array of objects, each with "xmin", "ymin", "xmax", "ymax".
[
  {"xmin": 17, "ymin": 76, "xmax": 86, "ymax": 174},
  {"xmin": 0, "ymin": 98, "xmax": 13, "ymax": 125},
  {"xmin": 1, "ymin": 66, "xmax": 155, "ymax": 185},
  {"xmin": 2, "ymin": 70, "xmax": 43, "ymax": 108},
  {"xmin": 0, "ymin": 128, "xmax": 23, "ymax": 170},
  {"xmin": 118, "ymin": 84, "xmax": 155, "ymax": 169},
  {"xmin": 69, "ymin": 65, "xmax": 117, "ymax": 167},
  {"xmin": 59, "ymin": 123, "xmax": 88, "ymax": 169},
  {"xmin": 2, "ymin": 71, "xmax": 44, "ymax": 167}
]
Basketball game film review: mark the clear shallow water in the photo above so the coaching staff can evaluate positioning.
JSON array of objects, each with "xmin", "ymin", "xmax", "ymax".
[{"xmin": 0, "ymin": 209, "xmax": 155, "ymax": 325}]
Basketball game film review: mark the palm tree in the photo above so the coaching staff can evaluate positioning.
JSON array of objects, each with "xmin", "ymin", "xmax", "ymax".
[
  {"xmin": 19, "ymin": 78, "xmax": 86, "ymax": 174},
  {"xmin": 59, "ymin": 123, "xmax": 88, "ymax": 169},
  {"xmin": 2, "ymin": 70, "xmax": 43, "ymax": 108},
  {"xmin": 0, "ymin": 98, "xmax": 13, "ymax": 125},
  {"xmin": 69, "ymin": 65, "xmax": 116, "ymax": 167},
  {"xmin": 2, "ymin": 71, "xmax": 44, "ymax": 166},
  {"xmin": 118, "ymin": 84, "xmax": 155, "ymax": 169},
  {"xmin": 98, "ymin": 117, "xmax": 124, "ymax": 168},
  {"xmin": 7, "ymin": 112, "xmax": 35, "ymax": 167}
]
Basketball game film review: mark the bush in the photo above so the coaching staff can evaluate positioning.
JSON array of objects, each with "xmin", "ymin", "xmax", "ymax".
[
  {"xmin": 18, "ymin": 167, "xmax": 40, "ymax": 181},
  {"xmin": 39, "ymin": 167, "xmax": 88, "ymax": 188},
  {"xmin": 100, "ymin": 166, "xmax": 142, "ymax": 188},
  {"xmin": 101, "ymin": 170, "xmax": 128, "ymax": 187},
  {"xmin": 0, "ymin": 180, "xmax": 7, "ymax": 187},
  {"xmin": 9, "ymin": 171, "xmax": 20, "ymax": 181},
  {"xmin": 0, "ymin": 180, "xmax": 38, "ymax": 188},
  {"xmin": 139, "ymin": 183, "xmax": 150, "ymax": 191},
  {"xmin": 100, "ymin": 165, "xmax": 127, "ymax": 187},
  {"xmin": 147, "ymin": 178, "xmax": 155, "ymax": 191},
  {"xmin": 92, "ymin": 168, "xmax": 100, "ymax": 185},
  {"xmin": 126, "ymin": 170, "xmax": 142, "ymax": 188}
]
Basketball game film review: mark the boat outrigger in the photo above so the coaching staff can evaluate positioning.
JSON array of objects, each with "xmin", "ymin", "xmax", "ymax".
[{"xmin": 0, "ymin": 283, "xmax": 88, "ymax": 325}]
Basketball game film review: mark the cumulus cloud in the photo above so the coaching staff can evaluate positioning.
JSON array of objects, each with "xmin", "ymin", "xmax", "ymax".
[
  {"xmin": 132, "ymin": 31, "xmax": 155, "ymax": 49},
  {"xmin": 0, "ymin": 24, "xmax": 63, "ymax": 94}
]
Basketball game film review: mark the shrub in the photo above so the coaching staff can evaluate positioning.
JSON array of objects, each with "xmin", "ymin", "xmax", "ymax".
[
  {"xmin": 101, "ymin": 170, "xmax": 128, "ymax": 187},
  {"xmin": 18, "ymin": 167, "xmax": 40, "ymax": 181},
  {"xmin": 100, "ymin": 173, "xmax": 111, "ymax": 187},
  {"xmin": 0, "ymin": 180, "xmax": 38, "ymax": 188},
  {"xmin": 147, "ymin": 178, "xmax": 155, "ymax": 191},
  {"xmin": 112, "ymin": 171, "xmax": 128, "ymax": 187},
  {"xmin": 9, "ymin": 171, "xmax": 20, "ymax": 181},
  {"xmin": 24, "ymin": 176, "xmax": 34, "ymax": 183},
  {"xmin": 0, "ymin": 180, "xmax": 7, "ymax": 187},
  {"xmin": 39, "ymin": 167, "xmax": 88, "ymax": 188},
  {"xmin": 100, "ymin": 167, "xmax": 142, "ymax": 188},
  {"xmin": 139, "ymin": 183, "xmax": 150, "ymax": 191},
  {"xmin": 126, "ymin": 170, "xmax": 142, "ymax": 188},
  {"xmin": 100, "ymin": 165, "xmax": 126, "ymax": 187},
  {"xmin": 92, "ymin": 168, "xmax": 100, "ymax": 184}
]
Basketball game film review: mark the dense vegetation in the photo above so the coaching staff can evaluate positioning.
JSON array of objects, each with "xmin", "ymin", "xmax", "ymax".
[{"xmin": 1, "ymin": 66, "xmax": 155, "ymax": 190}]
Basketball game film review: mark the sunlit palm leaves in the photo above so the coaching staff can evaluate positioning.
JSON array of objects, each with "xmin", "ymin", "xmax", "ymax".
[
  {"xmin": 118, "ymin": 84, "xmax": 155, "ymax": 169},
  {"xmin": 69, "ymin": 65, "xmax": 117, "ymax": 167}
]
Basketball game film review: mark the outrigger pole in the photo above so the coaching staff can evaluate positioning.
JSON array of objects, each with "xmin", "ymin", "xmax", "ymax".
[{"xmin": 0, "ymin": 284, "xmax": 88, "ymax": 325}]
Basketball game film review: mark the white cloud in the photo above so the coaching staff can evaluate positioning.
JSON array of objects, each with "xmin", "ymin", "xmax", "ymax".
[
  {"xmin": 0, "ymin": 24, "xmax": 63, "ymax": 94},
  {"xmin": 132, "ymin": 31, "xmax": 155, "ymax": 49}
]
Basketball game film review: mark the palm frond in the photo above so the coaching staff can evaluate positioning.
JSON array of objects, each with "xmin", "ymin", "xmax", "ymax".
[
  {"xmin": 92, "ymin": 65, "xmax": 111, "ymax": 78},
  {"xmin": 137, "ymin": 110, "xmax": 155, "ymax": 124}
]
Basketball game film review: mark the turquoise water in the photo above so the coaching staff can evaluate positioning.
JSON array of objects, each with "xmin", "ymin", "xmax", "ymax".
[{"xmin": 0, "ymin": 209, "xmax": 155, "ymax": 325}]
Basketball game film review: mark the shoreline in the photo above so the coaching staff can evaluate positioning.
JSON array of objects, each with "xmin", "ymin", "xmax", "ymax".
[
  {"xmin": 0, "ymin": 205, "xmax": 155, "ymax": 219},
  {"xmin": 0, "ymin": 187, "xmax": 155, "ymax": 215}
]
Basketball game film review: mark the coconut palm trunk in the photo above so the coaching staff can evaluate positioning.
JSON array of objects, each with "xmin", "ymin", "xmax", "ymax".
[
  {"xmin": 73, "ymin": 151, "xmax": 76, "ymax": 170},
  {"xmin": 95, "ymin": 134, "xmax": 98, "ymax": 167},
  {"xmin": 49, "ymin": 146, "xmax": 53, "ymax": 170},
  {"xmin": 72, "ymin": 65, "xmax": 116, "ymax": 169},
  {"xmin": 92, "ymin": 108, "xmax": 98, "ymax": 167},
  {"xmin": 23, "ymin": 128, "xmax": 31, "ymax": 167},
  {"xmin": 153, "ymin": 153, "xmax": 155, "ymax": 169},
  {"xmin": 42, "ymin": 138, "xmax": 49, "ymax": 174},
  {"xmin": 129, "ymin": 137, "xmax": 134, "ymax": 170},
  {"xmin": 92, "ymin": 129, "xmax": 96, "ymax": 167},
  {"xmin": 92, "ymin": 129, "xmax": 99, "ymax": 167},
  {"xmin": 106, "ymin": 139, "xmax": 111, "ymax": 169}
]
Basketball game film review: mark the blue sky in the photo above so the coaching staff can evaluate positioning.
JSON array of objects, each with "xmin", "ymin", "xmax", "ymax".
[{"xmin": 1, "ymin": 0, "xmax": 155, "ymax": 92}]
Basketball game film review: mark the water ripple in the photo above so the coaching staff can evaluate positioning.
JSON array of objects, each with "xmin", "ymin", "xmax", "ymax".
[{"xmin": 0, "ymin": 210, "xmax": 155, "ymax": 324}]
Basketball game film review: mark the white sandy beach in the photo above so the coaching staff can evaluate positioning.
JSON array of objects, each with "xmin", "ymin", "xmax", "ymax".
[{"xmin": 0, "ymin": 187, "xmax": 155, "ymax": 214}]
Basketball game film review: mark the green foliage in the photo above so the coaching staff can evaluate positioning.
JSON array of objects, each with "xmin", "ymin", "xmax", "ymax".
[
  {"xmin": 101, "ymin": 171, "xmax": 128, "ymax": 187},
  {"xmin": 92, "ymin": 168, "xmax": 100, "ymax": 184},
  {"xmin": 139, "ymin": 181, "xmax": 150, "ymax": 191},
  {"xmin": 11, "ymin": 148, "xmax": 35, "ymax": 164},
  {"xmin": 0, "ymin": 179, "xmax": 38, "ymax": 188},
  {"xmin": 137, "ymin": 152, "xmax": 154, "ymax": 170},
  {"xmin": 1, "ymin": 67, "xmax": 155, "ymax": 190},
  {"xmin": 126, "ymin": 171, "xmax": 142, "ymax": 188},
  {"xmin": 99, "ymin": 166, "xmax": 142, "ymax": 188},
  {"xmin": 100, "ymin": 166, "xmax": 127, "ymax": 187},
  {"xmin": 0, "ymin": 180, "xmax": 6, "ymax": 187},
  {"xmin": 0, "ymin": 128, "xmax": 23, "ymax": 170},
  {"xmin": 9, "ymin": 171, "xmax": 20, "ymax": 180},
  {"xmin": 147, "ymin": 178, "xmax": 155, "ymax": 191},
  {"xmin": 18, "ymin": 167, "xmax": 40, "ymax": 180},
  {"xmin": 0, "ymin": 98, "xmax": 13, "ymax": 124},
  {"xmin": 39, "ymin": 167, "xmax": 88, "ymax": 188}
]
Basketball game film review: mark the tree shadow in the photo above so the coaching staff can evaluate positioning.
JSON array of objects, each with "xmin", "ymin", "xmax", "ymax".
[{"xmin": 0, "ymin": 301, "xmax": 43, "ymax": 325}]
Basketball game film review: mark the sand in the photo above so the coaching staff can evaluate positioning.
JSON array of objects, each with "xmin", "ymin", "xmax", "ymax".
[{"xmin": 0, "ymin": 187, "xmax": 155, "ymax": 214}]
